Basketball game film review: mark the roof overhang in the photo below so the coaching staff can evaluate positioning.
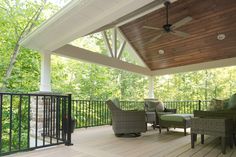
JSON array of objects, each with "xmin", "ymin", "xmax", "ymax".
[{"xmin": 20, "ymin": 0, "xmax": 157, "ymax": 52}]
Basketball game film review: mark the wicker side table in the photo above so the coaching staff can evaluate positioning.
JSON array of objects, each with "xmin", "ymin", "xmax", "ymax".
[{"xmin": 191, "ymin": 117, "xmax": 234, "ymax": 154}]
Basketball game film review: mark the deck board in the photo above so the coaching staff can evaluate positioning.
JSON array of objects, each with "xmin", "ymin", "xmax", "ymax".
[{"xmin": 9, "ymin": 126, "xmax": 236, "ymax": 157}]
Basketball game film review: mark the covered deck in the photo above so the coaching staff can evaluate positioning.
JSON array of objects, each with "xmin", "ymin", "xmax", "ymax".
[
  {"xmin": 5, "ymin": 0, "xmax": 235, "ymax": 156},
  {"xmin": 10, "ymin": 126, "xmax": 236, "ymax": 157}
]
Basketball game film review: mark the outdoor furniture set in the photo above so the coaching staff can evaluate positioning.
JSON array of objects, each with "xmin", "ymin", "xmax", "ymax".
[
  {"xmin": 107, "ymin": 93, "xmax": 236, "ymax": 154},
  {"xmin": 192, "ymin": 93, "xmax": 236, "ymax": 154},
  {"xmin": 107, "ymin": 98, "xmax": 191, "ymax": 136},
  {"xmin": 144, "ymin": 99, "xmax": 192, "ymax": 136}
]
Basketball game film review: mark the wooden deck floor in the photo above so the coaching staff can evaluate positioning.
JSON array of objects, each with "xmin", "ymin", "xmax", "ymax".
[{"xmin": 9, "ymin": 126, "xmax": 236, "ymax": 157}]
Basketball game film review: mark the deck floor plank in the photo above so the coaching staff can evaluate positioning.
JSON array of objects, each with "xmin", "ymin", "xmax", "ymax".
[{"xmin": 8, "ymin": 126, "xmax": 236, "ymax": 157}]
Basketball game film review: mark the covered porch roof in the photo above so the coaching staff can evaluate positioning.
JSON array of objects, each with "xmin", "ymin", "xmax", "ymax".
[{"xmin": 20, "ymin": 0, "xmax": 236, "ymax": 76}]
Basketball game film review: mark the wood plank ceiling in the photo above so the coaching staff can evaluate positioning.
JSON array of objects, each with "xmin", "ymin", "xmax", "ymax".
[{"xmin": 119, "ymin": 0, "xmax": 236, "ymax": 71}]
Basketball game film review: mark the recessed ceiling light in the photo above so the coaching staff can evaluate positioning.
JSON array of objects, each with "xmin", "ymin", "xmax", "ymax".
[
  {"xmin": 217, "ymin": 34, "xmax": 226, "ymax": 40},
  {"xmin": 158, "ymin": 49, "xmax": 165, "ymax": 55}
]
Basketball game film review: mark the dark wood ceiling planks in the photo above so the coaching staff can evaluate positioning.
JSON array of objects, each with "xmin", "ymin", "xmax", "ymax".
[{"xmin": 119, "ymin": 0, "xmax": 236, "ymax": 70}]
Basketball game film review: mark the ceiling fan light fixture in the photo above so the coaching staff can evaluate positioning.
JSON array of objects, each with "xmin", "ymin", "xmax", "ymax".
[
  {"xmin": 217, "ymin": 33, "xmax": 226, "ymax": 40},
  {"xmin": 158, "ymin": 49, "xmax": 165, "ymax": 55}
]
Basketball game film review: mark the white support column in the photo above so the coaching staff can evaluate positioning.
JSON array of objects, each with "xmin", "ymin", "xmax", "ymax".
[
  {"xmin": 148, "ymin": 76, "xmax": 155, "ymax": 98},
  {"xmin": 40, "ymin": 52, "xmax": 51, "ymax": 92}
]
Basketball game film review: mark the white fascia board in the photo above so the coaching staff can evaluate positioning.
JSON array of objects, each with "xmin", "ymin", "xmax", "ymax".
[
  {"xmin": 151, "ymin": 57, "xmax": 236, "ymax": 76},
  {"xmin": 54, "ymin": 44, "xmax": 152, "ymax": 76},
  {"xmin": 20, "ymin": 0, "xmax": 155, "ymax": 52},
  {"xmin": 117, "ymin": 28, "xmax": 148, "ymax": 68}
]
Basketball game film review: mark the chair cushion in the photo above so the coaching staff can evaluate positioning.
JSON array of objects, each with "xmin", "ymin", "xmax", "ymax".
[
  {"xmin": 156, "ymin": 101, "xmax": 164, "ymax": 112},
  {"xmin": 146, "ymin": 101, "xmax": 164, "ymax": 112},
  {"xmin": 207, "ymin": 99, "xmax": 225, "ymax": 111},
  {"xmin": 160, "ymin": 114, "xmax": 193, "ymax": 122},
  {"xmin": 228, "ymin": 93, "xmax": 236, "ymax": 109}
]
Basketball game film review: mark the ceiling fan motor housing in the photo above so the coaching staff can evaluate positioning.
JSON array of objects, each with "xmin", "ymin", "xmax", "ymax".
[{"xmin": 163, "ymin": 24, "xmax": 172, "ymax": 32}]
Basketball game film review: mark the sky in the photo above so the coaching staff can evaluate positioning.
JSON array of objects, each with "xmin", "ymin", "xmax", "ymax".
[{"xmin": 48, "ymin": 0, "xmax": 71, "ymax": 8}]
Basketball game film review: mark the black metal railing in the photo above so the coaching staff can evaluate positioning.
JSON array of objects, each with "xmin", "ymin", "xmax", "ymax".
[
  {"xmin": 0, "ymin": 95, "xmax": 211, "ymax": 156},
  {"xmin": 0, "ymin": 92, "xmax": 72, "ymax": 156},
  {"xmin": 71, "ymin": 100, "xmax": 110, "ymax": 128},
  {"xmin": 164, "ymin": 100, "xmax": 203, "ymax": 114},
  {"xmin": 72, "ymin": 99, "xmax": 210, "ymax": 128}
]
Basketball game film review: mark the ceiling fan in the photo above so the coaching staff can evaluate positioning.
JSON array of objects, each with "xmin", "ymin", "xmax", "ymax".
[{"xmin": 143, "ymin": 0, "xmax": 193, "ymax": 43}]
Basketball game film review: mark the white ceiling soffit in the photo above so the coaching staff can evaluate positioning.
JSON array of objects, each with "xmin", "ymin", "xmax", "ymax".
[
  {"xmin": 152, "ymin": 57, "xmax": 236, "ymax": 76},
  {"xmin": 20, "ymin": 0, "xmax": 155, "ymax": 52},
  {"xmin": 54, "ymin": 44, "xmax": 152, "ymax": 76}
]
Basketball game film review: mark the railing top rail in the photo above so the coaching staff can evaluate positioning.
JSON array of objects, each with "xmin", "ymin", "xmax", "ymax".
[
  {"xmin": 71, "ymin": 99, "xmax": 211, "ymax": 102},
  {"xmin": 0, "ymin": 92, "xmax": 69, "ymax": 97}
]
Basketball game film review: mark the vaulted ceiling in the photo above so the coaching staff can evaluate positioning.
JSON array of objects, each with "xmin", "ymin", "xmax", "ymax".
[{"xmin": 119, "ymin": 0, "xmax": 236, "ymax": 71}]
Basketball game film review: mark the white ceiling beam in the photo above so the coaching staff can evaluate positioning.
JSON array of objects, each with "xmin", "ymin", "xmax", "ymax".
[
  {"xmin": 54, "ymin": 44, "xmax": 152, "ymax": 76},
  {"xmin": 152, "ymin": 57, "xmax": 236, "ymax": 76},
  {"xmin": 101, "ymin": 31, "xmax": 113, "ymax": 57}
]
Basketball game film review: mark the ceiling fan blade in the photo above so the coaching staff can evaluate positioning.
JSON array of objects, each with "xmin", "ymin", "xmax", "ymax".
[
  {"xmin": 148, "ymin": 31, "xmax": 165, "ymax": 43},
  {"xmin": 171, "ymin": 16, "xmax": 193, "ymax": 30},
  {"xmin": 170, "ymin": 30, "xmax": 190, "ymax": 38},
  {"xmin": 143, "ymin": 26, "xmax": 162, "ymax": 31}
]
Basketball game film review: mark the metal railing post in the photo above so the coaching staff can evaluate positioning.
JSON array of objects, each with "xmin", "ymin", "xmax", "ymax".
[
  {"xmin": 65, "ymin": 94, "xmax": 73, "ymax": 146},
  {"xmin": 198, "ymin": 100, "xmax": 201, "ymax": 111}
]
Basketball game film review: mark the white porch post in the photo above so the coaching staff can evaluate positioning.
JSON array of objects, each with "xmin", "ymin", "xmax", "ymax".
[
  {"xmin": 40, "ymin": 52, "xmax": 51, "ymax": 92},
  {"xmin": 148, "ymin": 76, "xmax": 155, "ymax": 98}
]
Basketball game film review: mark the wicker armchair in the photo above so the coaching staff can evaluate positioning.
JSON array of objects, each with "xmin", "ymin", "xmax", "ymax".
[
  {"xmin": 191, "ymin": 117, "xmax": 234, "ymax": 154},
  {"xmin": 194, "ymin": 110, "xmax": 236, "ymax": 145},
  {"xmin": 106, "ymin": 99, "xmax": 147, "ymax": 137}
]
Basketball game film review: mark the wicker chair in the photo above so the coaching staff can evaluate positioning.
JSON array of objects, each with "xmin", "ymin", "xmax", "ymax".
[
  {"xmin": 106, "ymin": 99, "xmax": 147, "ymax": 137},
  {"xmin": 144, "ymin": 100, "xmax": 177, "ymax": 128},
  {"xmin": 191, "ymin": 117, "xmax": 234, "ymax": 154},
  {"xmin": 194, "ymin": 110, "xmax": 236, "ymax": 145}
]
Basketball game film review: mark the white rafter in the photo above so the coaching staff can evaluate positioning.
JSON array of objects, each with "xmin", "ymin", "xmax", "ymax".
[
  {"xmin": 102, "ymin": 31, "xmax": 113, "ymax": 57},
  {"xmin": 117, "ymin": 40, "xmax": 126, "ymax": 59},
  {"xmin": 117, "ymin": 28, "xmax": 148, "ymax": 68},
  {"xmin": 112, "ymin": 28, "xmax": 118, "ymax": 58}
]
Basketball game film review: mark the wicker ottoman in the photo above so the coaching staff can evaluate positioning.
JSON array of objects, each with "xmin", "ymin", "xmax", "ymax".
[
  {"xmin": 159, "ymin": 114, "xmax": 193, "ymax": 136},
  {"xmin": 191, "ymin": 117, "xmax": 234, "ymax": 154}
]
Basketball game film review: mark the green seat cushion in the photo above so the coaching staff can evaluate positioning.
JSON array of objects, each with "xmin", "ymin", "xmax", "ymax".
[
  {"xmin": 157, "ymin": 112, "xmax": 174, "ymax": 117},
  {"xmin": 228, "ymin": 93, "xmax": 236, "ymax": 109},
  {"xmin": 160, "ymin": 114, "xmax": 193, "ymax": 122}
]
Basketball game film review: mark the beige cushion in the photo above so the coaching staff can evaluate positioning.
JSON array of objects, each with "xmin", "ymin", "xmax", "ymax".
[
  {"xmin": 146, "ymin": 101, "xmax": 164, "ymax": 112},
  {"xmin": 156, "ymin": 101, "xmax": 164, "ymax": 112},
  {"xmin": 207, "ymin": 99, "xmax": 224, "ymax": 111}
]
